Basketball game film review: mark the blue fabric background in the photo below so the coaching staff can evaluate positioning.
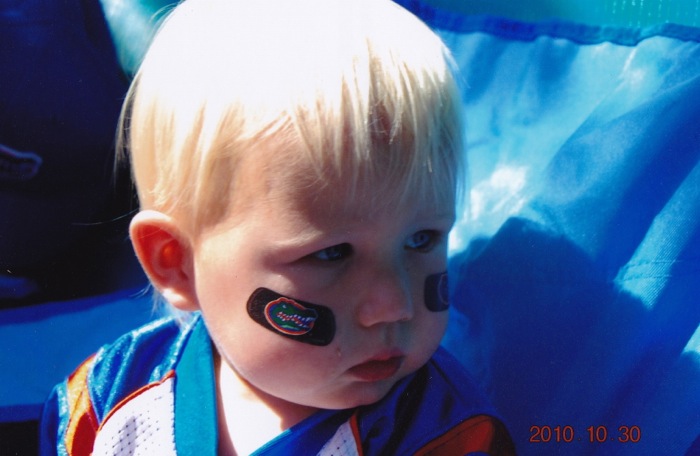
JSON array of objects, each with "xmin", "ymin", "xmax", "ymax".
[{"xmin": 395, "ymin": 2, "xmax": 700, "ymax": 454}]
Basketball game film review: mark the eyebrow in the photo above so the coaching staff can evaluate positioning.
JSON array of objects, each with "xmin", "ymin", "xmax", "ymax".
[
  {"xmin": 262, "ymin": 226, "xmax": 337, "ymax": 262},
  {"xmin": 405, "ymin": 210, "xmax": 457, "ymax": 225}
]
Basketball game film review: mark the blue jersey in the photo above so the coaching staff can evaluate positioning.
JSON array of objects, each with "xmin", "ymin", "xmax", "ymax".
[{"xmin": 40, "ymin": 316, "xmax": 514, "ymax": 455}]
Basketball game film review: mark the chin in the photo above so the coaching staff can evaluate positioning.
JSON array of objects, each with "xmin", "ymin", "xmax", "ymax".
[{"xmin": 326, "ymin": 379, "xmax": 401, "ymax": 410}]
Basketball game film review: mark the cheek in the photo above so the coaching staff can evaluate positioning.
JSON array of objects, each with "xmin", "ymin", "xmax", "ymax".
[
  {"xmin": 217, "ymin": 327, "xmax": 342, "ymax": 403},
  {"xmin": 404, "ymin": 310, "xmax": 448, "ymax": 373},
  {"xmin": 417, "ymin": 306, "xmax": 449, "ymax": 343},
  {"xmin": 203, "ymin": 288, "xmax": 340, "ymax": 392}
]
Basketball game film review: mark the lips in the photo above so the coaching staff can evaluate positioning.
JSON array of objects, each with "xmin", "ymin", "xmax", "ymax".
[{"xmin": 348, "ymin": 354, "xmax": 404, "ymax": 382}]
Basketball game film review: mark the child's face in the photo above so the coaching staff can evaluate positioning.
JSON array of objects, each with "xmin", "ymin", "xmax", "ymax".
[{"xmin": 192, "ymin": 155, "xmax": 455, "ymax": 411}]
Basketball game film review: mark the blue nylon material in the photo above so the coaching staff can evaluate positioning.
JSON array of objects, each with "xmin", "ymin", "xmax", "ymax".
[{"xmin": 392, "ymin": 4, "xmax": 700, "ymax": 454}]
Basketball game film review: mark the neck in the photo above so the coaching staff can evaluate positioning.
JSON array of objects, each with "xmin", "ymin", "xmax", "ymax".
[{"xmin": 215, "ymin": 353, "xmax": 318, "ymax": 455}]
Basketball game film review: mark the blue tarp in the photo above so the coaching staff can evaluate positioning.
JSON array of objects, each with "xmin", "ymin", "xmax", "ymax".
[{"xmin": 396, "ymin": 2, "xmax": 700, "ymax": 454}]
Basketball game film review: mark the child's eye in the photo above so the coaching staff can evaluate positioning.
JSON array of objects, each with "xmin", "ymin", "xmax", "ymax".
[
  {"xmin": 405, "ymin": 230, "xmax": 440, "ymax": 251},
  {"xmin": 312, "ymin": 243, "xmax": 353, "ymax": 261}
]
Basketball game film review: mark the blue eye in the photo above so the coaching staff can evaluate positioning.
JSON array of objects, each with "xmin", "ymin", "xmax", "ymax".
[
  {"xmin": 312, "ymin": 243, "xmax": 353, "ymax": 261},
  {"xmin": 406, "ymin": 230, "xmax": 439, "ymax": 251}
]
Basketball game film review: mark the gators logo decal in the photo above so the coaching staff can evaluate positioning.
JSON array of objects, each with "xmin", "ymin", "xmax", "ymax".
[
  {"xmin": 247, "ymin": 287, "xmax": 336, "ymax": 346},
  {"xmin": 264, "ymin": 297, "xmax": 318, "ymax": 335}
]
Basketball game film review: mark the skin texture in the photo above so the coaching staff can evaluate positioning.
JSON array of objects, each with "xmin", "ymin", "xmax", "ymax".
[{"xmin": 130, "ymin": 148, "xmax": 456, "ymax": 453}]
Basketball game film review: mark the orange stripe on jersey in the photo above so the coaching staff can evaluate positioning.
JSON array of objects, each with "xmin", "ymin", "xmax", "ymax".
[
  {"xmin": 414, "ymin": 415, "xmax": 514, "ymax": 456},
  {"xmin": 349, "ymin": 411, "xmax": 364, "ymax": 456},
  {"xmin": 64, "ymin": 356, "xmax": 99, "ymax": 456}
]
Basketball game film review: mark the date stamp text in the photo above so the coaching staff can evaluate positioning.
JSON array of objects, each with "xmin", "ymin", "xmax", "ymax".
[{"xmin": 529, "ymin": 425, "xmax": 642, "ymax": 444}]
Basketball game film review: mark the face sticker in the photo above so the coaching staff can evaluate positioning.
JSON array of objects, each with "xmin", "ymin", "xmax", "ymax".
[
  {"xmin": 265, "ymin": 297, "xmax": 317, "ymax": 335},
  {"xmin": 424, "ymin": 272, "xmax": 449, "ymax": 312},
  {"xmin": 247, "ymin": 287, "xmax": 336, "ymax": 346}
]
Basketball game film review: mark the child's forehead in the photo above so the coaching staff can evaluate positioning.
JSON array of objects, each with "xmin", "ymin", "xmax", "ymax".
[
  {"xmin": 260, "ymin": 188, "xmax": 455, "ymax": 244},
  {"xmin": 219, "ymin": 123, "xmax": 459, "ymax": 236},
  {"xmin": 261, "ymin": 157, "xmax": 454, "ymax": 223}
]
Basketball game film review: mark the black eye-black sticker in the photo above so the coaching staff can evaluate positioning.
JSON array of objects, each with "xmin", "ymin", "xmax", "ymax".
[
  {"xmin": 247, "ymin": 287, "xmax": 336, "ymax": 346},
  {"xmin": 424, "ymin": 272, "xmax": 449, "ymax": 312}
]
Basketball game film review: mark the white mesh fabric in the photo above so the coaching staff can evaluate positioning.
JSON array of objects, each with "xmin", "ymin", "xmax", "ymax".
[
  {"xmin": 317, "ymin": 419, "xmax": 361, "ymax": 456},
  {"xmin": 92, "ymin": 377, "xmax": 177, "ymax": 456}
]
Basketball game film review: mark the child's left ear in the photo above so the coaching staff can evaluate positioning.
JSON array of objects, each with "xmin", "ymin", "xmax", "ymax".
[{"xmin": 129, "ymin": 210, "xmax": 200, "ymax": 312}]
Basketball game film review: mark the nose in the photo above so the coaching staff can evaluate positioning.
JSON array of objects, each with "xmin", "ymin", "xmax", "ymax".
[{"xmin": 355, "ymin": 261, "xmax": 414, "ymax": 327}]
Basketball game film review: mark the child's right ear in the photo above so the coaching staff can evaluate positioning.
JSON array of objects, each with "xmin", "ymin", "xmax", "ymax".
[{"xmin": 129, "ymin": 210, "xmax": 199, "ymax": 312}]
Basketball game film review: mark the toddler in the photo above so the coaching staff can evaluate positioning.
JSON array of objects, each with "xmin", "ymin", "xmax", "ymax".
[{"xmin": 41, "ymin": 0, "xmax": 515, "ymax": 454}]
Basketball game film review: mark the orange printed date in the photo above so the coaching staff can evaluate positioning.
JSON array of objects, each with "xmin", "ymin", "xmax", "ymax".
[{"xmin": 529, "ymin": 425, "xmax": 642, "ymax": 443}]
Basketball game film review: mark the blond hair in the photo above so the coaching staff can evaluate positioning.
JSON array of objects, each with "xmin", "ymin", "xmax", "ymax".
[{"xmin": 120, "ymin": 0, "xmax": 465, "ymax": 237}]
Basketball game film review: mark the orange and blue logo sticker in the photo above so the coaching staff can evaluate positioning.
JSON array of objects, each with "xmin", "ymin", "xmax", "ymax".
[
  {"xmin": 264, "ymin": 297, "xmax": 318, "ymax": 335},
  {"xmin": 247, "ymin": 287, "xmax": 336, "ymax": 346}
]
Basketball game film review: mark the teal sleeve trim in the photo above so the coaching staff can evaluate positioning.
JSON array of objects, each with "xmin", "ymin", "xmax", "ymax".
[{"xmin": 174, "ymin": 317, "xmax": 218, "ymax": 455}]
